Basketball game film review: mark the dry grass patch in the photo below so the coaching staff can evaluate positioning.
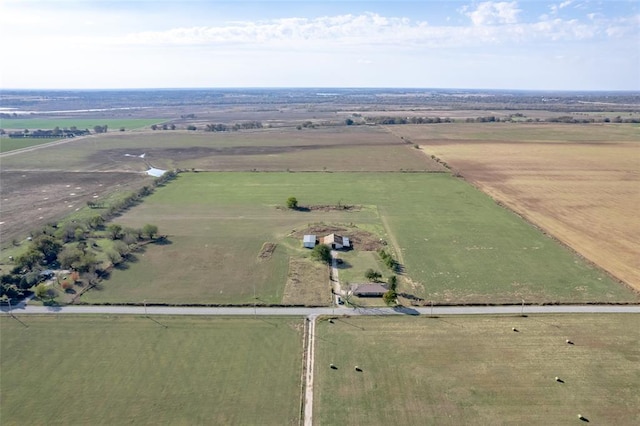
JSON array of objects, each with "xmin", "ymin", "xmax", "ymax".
[
  {"xmin": 315, "ymin": 314, "xmax": 640, "ymax": 425},
  {"xmin": 258, "ymin": 242, "xmax": 278, "ymax": 260},
  {"xmin": 282, "ymin": 258, "xmax": 331, "ymax": 305}
]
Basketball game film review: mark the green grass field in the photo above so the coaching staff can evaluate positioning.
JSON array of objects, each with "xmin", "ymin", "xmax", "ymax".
[
  {"xmin": 0, "ymin": 137, "xmax": 66, "ymax": 153},
  {"xmin": 82, "ymin": 172, "xmax": 636, "ymax": 305},
  {"xmin": 0, "ymin": 118, "xmax": 162, "ymax": 131},
  {"xmin": 0, "ymin": 315, "xmax": 304, "ymax": 426},
  {"xmin": 314, "ymin": 314, "xmax": 640, "ymax": 425}
]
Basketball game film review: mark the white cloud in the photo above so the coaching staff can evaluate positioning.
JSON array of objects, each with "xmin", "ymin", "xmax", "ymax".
[
  {"xmin": 463, "ymin": 1, "xmax": 521, "ymax": 26},
  {"xmin": 88, "ymin": 10, "xmax": 634, "ymax": 51}
]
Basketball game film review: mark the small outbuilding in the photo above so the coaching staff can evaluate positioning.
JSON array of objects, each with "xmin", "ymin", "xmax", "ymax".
[
  {"xmin": 352, "ymin": 283, "xmax": 388, "ymax": 297},
  {"xmin": 303, "ymin": 235, "xmax": 317, "ymax": 249}
]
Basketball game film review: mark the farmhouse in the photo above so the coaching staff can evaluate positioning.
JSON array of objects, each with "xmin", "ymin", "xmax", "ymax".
[
  {"xmin": 352, "ymin": 283, "xmax": 388, "ymax": 297},
  {"xmin": 303, "ymin": 235, "xmax": 317, "ymax": 248},
  {"xmin": 321, "ymin": 233, "xmax": 350, "ymax": 250}
]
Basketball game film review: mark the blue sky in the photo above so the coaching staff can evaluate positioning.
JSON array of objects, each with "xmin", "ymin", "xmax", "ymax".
[{"xmin": 1, "ymin": 0, "xmax": 638, "ymax": 90}]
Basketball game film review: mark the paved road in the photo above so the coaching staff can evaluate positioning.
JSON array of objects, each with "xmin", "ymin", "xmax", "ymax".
[{"xmin": 3, "ymin": 304, "xmax": 639, "ymax": 316}]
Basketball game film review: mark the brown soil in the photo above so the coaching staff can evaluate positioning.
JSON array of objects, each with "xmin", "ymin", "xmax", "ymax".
[
  {"xmin": 257, "ymin": 242, "xmax": 277, "ymax": 260},
  {"xmin": 293, "ymin": 224, "xmax": 384, "ymax": 252},
  {"xmin": 0, "ymin": 171, "xmax": 152, "ymax": 246}
]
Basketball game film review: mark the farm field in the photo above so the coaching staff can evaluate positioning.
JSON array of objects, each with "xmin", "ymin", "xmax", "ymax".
[
  {"xmin": 393, "ymin": 123, "xmax": 640, "ymax": 290},
  {"xmin": 0, "ymin": 315, "xmax": 304, "ymax": 426},
  {"xmin": 81, "ymin": 172, "xmax": 637, "ymax": 305},
  {"xmin": 0, "ymin": 126, "xmax": 442, "ymax": 173},
  {"xmin": 314, "ymin": 314, "xmax": 640, "ymax": 425},
  {"xmin": 0, "ymin": 171, "xmax": 153, "ymax": 249},
  {"xmin": 0, "ymin": 137, "xmax": 68, "ymax": 153},
  {"xmin": 0, "ymin": 118, "xmax": 162, "ymax": 131}
]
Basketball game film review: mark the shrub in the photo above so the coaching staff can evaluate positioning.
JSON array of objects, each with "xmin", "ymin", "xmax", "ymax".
[
  {"xmin": 364, "ymin": 269, "xmax": 382, "ymax": 281},
  {"xmin": 286, "ymin": 197, "xmax": 298, "ymax": 210},
  {"xmin": 311, "ymin": 244, "xmax": 332, "ymax": 264}
]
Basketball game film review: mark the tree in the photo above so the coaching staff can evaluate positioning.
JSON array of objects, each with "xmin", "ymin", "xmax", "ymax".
[
  {"xmin": 187, "ymin": 125, "xmax": 197, "ymax": 131},
  {"xmin": 15, "ymin": 249, "xmax": 44, "ymax": 270},
  {"xmin": 286, "ymin": 196, "xmax": 298, "ymax": 210},
  {"xmin": 107, "ymin": 250, "xmax": 123, "ymax": 266},
  {"xmin": 364, "ymin": 269, "xmax": 382, "ymax": 282},
  {"xmin": 32, "ymin": 235, "xmax": 62, "ymax": 263},
  {"xmin": 35, "ymin": 283, "xmax": 49, "ymax": 299},
  {"xmin": 58, "ymin": 246, "xmax": 83, "ymax": 269},
  {"xmin": 142, "ymin": 224, "xmax": 158, "ymax": 239},
  {"xmin": 383, "ymin": 289, "xmax": 397, "ymax": 306},
  {"xmin": 345, "ymin": 118, "xmax": 354, "ymax": 125},
  {"xmin": 388, "ymin": 275, "xmax": 398, "ymax": 292},
  {"xmin": 107, "ymin": 223, "xmax": 123, "ymax": 240},
  {"xmin": 311, "ymin": 244, "xmax": 332, "ymax": 264}
]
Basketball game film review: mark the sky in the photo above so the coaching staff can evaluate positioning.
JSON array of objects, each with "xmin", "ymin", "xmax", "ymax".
[{"xmin": 1, "ymin": 0, "xmax": 638, "ymax": 90}]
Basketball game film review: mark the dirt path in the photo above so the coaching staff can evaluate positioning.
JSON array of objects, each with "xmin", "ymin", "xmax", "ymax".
[
  {"xmin": 303, "ymin": 315, "xmax": 317, "ymax": 426},
  {"xmin": 330, "ymin": 250, "xmax": 343, "ymax": 304}
]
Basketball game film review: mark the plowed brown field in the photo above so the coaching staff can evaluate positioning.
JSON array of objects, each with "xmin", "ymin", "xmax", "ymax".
[{"xmin": 396, "ymin": 123, "xmax": 639, "ymax": 291}]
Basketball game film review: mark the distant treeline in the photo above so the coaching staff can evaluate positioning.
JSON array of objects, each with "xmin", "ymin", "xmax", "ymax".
[
  {"xmin": 364, "ymin": 116, "xmax": 454, "ymax": 125},
  {"xmin": 203, "ymin": 121, "xmax": 264, "ymax": 132},
  {"xmin": 6, "ymin": 127, "xmax": 90, "ymax": 138}
]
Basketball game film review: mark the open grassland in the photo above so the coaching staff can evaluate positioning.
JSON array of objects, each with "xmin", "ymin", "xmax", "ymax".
[
  {"xmin": 0, "ymin": 126, "xmax": 443, "ymax": 172},
  {"xmin": 314, "ymin": 314, "xmax": 640, "ymax": 426},
  {"xmin": 0, "ymin": 315, "xmax": 304, "ymax": 426},
  {"xmin": 0, "ymin": 118, "xmax": 162, "ymax": 130},
  {"xmin": 0, "ymin": 137, "xmax": 66, "ymax": 153},
  {"xmin": 393, "ymin": 123, "xmax": 640, "ymax": 290},
  {"xmin": 82, "ymin": 172, "xmax": 636, "ymax": 305}
]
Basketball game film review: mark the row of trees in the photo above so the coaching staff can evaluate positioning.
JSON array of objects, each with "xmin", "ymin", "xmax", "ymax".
[
  {"xmin": 364, "ymin": 116, "xmax": 454, "ymax": 125},
  {"xmin": 151, "ymin": 123, "xmax": 176, "ymax": 130},
  {"xmin": 204, "ymin": 121, "xmax": 264, "ymax": 132}
]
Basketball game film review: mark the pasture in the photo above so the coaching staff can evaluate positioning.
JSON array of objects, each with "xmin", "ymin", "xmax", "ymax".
[
  {"xmin": 82, "ymin": 172, "xmax": 636, "ymax": 305},
  {"xmin": 314, "ymin": 314, "xmax": 640, "ymax": 425},
  {"xmin": 0, "ymin": 126, "xmax": 442, "ymax": 172},
  {"xmin": 0, "ymin": 118, "xmax": 162, "ymax": 131},
  {"xmin": 0, "ymin": 315, "xmax": 304, "ymax": 426},
  {"xmin": 394, "ymin": 123, "xmax": 640, "ymax": 289},
  {"xmin": 0, "ymin": 137, "xmax": 65, "ymax": 153}
]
